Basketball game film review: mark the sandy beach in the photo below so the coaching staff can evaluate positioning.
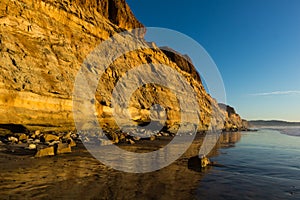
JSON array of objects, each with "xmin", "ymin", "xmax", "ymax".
[{"xmin": 0, "ymin": 134, "xmax": 215, "ymax": 199}]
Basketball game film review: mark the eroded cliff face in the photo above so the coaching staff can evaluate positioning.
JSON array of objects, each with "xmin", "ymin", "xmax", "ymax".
[
  {"xmin": 0, "ymin": 0, "xmax": 245, "ymax": 133},
  {"xmin": 218, "ymin": 104, "xmax": 248, "ymax": 131}
]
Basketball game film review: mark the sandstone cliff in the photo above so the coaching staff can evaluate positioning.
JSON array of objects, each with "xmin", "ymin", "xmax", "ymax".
[
  {"xmin": 218, "ymin": 103, "xmax": 248, "ymax": 131},
  {"xmin": 0, "ymin": 0, "xmax": 246, "ymax": 134}
]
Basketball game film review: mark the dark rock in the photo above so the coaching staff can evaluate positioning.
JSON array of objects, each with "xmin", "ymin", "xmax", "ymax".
[
  {"xmin": 161, "ymin": 47, "xmax": 201, "ymax": 83},
  {"xmin": 0, "ymin": 124, "xmax": 29, "ymax": 134},
  {"xmin": 67, "ymin": 138, "xmax": 76, "ymax": 147},
  {"xmin": 107, "ymin": 132, "xmax": 119, "ymax": 144}
]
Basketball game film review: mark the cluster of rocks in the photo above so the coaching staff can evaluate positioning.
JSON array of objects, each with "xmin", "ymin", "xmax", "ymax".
[
  {"xmin": 0, "ymin": 127, "xmax": 189, "ymax": 157},
  {"xmin": 79, "ymin": 129, "xmax": 175, "ymax": 146},
  {"xmin": 0, "ymin": 131, "xmax": 78, "ymax": 158}
]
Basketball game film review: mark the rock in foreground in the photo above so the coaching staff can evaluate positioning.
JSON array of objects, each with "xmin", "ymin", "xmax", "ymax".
[{"xmin": 35, "ymin": 146, "xmax": 55, "ymax": 158}]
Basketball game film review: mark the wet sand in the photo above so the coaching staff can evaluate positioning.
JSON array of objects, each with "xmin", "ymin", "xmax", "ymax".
[{"xmin": 0, "ymin": 134, "xmax": 213, "ymax": 200}]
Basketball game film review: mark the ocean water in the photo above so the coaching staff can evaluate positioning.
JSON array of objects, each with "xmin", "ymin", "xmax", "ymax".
[{"xmin": 197, "ymin": 129, "xmax": 300, "ymax": 199}]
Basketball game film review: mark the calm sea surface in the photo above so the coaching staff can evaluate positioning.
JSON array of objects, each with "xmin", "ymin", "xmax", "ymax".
[{"xmin": 197, "ymin": 129, "xmax": 300, "ymax": 200}]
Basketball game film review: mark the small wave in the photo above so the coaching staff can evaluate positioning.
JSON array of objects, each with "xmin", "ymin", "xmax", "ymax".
[
  {"xmin": 277, "ymin": 128, "xmax": 300, "ymax": 137},
  {"xmin": 258, "ymin": 126, "xmax": 300, "ymax": 137}
]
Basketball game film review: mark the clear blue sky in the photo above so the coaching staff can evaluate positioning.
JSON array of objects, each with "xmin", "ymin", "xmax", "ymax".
[{"xmin": 127, "ymin": 0, "xmax": 300, "ymax": 121}]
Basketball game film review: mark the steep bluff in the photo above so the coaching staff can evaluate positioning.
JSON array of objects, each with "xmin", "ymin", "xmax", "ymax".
[
  {"xmin": 0, "ymin": 0, "xmax": 246, "ymax": 133},
  {"xmin": 218, "ymin": 103, "xmax": 248, "ymax": 131}
]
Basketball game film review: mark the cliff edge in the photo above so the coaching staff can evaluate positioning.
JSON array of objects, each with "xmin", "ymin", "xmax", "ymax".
[{"xmin": 0, "ymin": 0, "xmax": 246, "ymax": 134}]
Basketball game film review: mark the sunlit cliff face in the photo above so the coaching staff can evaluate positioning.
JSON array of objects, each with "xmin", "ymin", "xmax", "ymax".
[{"xmin": 0, "ymin": 0, "xmax": 245, "ymax": 133}]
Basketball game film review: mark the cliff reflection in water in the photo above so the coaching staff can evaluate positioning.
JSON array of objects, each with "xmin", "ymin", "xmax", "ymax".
[
  {"xmin": 207, "ymin": 131, "xmax": 242, "ymax": 158},
  {"xmin": 0, "ymin": 132, "xmax": 242, "ymax": 199},
  {"xmin": 218, "ymin": 131, "xmax": 242, "ymax": 148}
]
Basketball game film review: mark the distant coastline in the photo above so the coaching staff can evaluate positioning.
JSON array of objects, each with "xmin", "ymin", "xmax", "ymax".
[
  {"xmin": 249, "ymin": 120, "xmax": 300, "ymax": 127},
  {"xmin": 249, "ymin": 120, "xmax": 300, "ymax": 137}
]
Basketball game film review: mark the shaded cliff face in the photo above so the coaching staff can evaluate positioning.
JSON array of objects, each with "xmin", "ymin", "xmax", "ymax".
[
  {"xmin": 161, "ymin": 47, "xmax": 202, "ymax": 83},
  {"xmin": 0, "ymin": 0, "xmax": 243, "ymax": 132}
]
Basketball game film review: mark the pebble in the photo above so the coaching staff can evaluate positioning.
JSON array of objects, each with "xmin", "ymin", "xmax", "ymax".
[
  {"xmin": 133, "ymin": 136, "xmax": 141, "ymax": 141},
  {"xmin": 28, "ymin": 144, "xmax": 37, "ymax": 150},
  {"xmin": 33, "ymin": 139, "xmax": 40, "ymax": 143},
  {"xmin": 8, "ymin": 136, "xmax": 18, "ymax": 143},
  {"xmin": 150, "ymin": 135, "xmax": 156, "ymax": 141},
  {"xmin": 129, "ymin": 139, "xmax": 135, "ymax": 144},
  {"xmin": 34, "ymin": 130, "xmax": 41, "ymax": 136}
]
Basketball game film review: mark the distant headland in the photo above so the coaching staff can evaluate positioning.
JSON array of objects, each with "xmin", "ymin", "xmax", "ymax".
[{"xmin": 249, "ymin": 120, "xmax": 300, "ymax": 127}]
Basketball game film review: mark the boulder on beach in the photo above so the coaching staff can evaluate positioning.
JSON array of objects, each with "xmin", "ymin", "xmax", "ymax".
[
  {"xmin": 67, "ymin": 138, "xmax": 77, "ymax": 147},
  {"xmin": 42, "ymin": 134, "xmax": 60, "ymax": 142},
  {"xmin": 15, "ymin": 133, "xmax": 28, "ymax": 142},
  {"xmin": 62, "ymin": 132, "xmax": 72, "ymax": 141},
  {"xmin": 200, "ymin": 155, "xmax": 211, "ymax": 168},
  {"xmin": 35, "ymin": 146, "xmax": 55, "ymax": 158},
  {"xmin": 56, "ymin": 143, "xmax": 72, "ymax": 155}
]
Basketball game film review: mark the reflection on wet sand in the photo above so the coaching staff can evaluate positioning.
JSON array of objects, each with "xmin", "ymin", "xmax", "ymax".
[
  {"xmin": 219, "ymin": 132, "xmax": 242, "ymax": 148},
  {"xmin": 0, "ymin": 132, "xmax": 242, "ymax": 199}
]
